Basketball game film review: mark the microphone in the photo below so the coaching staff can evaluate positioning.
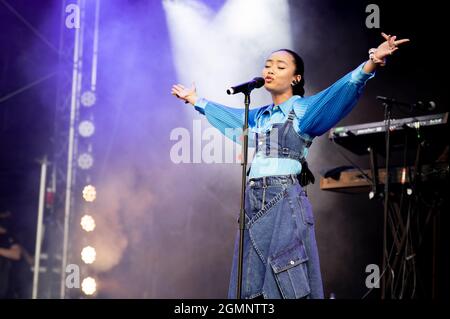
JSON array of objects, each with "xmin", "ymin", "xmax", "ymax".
[
  {"xmin": 227, "ymin": 77, "xmax": 265, "ymax": 95},
  {"xmin": 376, "ymin": 96, "xmax": 399, "ymax": 104},
  {"xmin": 376, "ymin": 96, "xmax": 437, "ymax": 111}
]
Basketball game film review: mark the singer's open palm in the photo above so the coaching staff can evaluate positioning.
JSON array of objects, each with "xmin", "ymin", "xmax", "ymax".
[{"xmin": 171, "ymin": 83, "xmax": 197, "ymax": 105}]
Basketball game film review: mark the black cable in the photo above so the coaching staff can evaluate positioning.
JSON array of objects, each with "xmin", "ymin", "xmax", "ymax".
[{"xmin": 361, "ymin": 236, "xmax": 397, "ymax": 299}]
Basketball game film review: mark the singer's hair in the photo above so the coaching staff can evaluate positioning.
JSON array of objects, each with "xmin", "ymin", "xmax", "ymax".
[{"xmin": 274, "ymin": 49, "xmax": 305, "ymax": 97}]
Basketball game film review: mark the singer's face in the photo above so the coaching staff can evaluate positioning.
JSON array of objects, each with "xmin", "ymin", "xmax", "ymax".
[{"xmin": 262, "ymin": 51, "xmax": 300, "ymax": 95}]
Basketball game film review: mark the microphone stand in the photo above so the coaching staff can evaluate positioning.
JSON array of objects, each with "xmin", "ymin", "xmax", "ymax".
[
  {"xmin": 380, "ymin": 100, "xmax": 392, "ymax": 299},
  {"xmin": 236, "ymin": 91, "xmax": 251, "ymax": 299}
]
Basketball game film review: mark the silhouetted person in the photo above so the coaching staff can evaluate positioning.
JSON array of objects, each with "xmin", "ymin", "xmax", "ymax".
[{"xmin": 0, "ymin": 211, "xmax": 21, "ymax": 298}]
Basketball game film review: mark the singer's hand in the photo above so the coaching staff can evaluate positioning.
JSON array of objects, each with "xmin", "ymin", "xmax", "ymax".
[
  {"xmin": 374, "ymin": 33, "xmax": 410, "ymax": 61},
  {"xmin": 171, "ymin": 82, "xmax": 198, "ymax": 105},
  {"xmin": 364, "ymin": 32, "xmax": 410, "ymax": 73}
]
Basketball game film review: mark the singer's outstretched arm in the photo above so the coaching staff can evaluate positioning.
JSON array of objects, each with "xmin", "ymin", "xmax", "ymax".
[
  {"xmin": 171, "ymin": 83, "xmax": 261, "ymax": 145},
  {"xmin": 294, "ymin": 33, "xmax": 410, "ymax": 137},
  {"xmin": 171, "ymin": 61, "xmax": 374, "ymax": 144},
  {"xmin": 170, "ymin": 33, "xmax": 409, "ymax": 142},
  {"xmin": 294, "ymin": 61, "xmax": 375, "ymax": 137},
  {"xmin": 193, "ymin": 98, "xmax": 262, "ymax": 145}
]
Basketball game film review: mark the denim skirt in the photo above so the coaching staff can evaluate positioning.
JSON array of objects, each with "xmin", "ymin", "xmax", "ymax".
[{"xmin": 227, "ymin": 174, "xmax": 324, "ymax": 299}]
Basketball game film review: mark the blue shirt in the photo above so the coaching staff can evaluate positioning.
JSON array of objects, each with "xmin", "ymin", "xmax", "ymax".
[{"xmin": 193, "ymin": 62, "xmax": 375, "ymax": 178}]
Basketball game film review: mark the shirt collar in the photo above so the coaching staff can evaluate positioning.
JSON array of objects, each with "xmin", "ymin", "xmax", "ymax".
[{"xmin": 272, "ymin": 95, "xmax": 299, "ymax": 116}]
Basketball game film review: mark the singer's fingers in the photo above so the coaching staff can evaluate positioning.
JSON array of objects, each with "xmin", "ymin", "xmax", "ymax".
[
  {"xmin": 173, "ymin": 84, "xmax": 185, "ymax": 90},
  {"xmin": 381, "ymin": 32, "xmax": 391, "ymax": 40},
  {"xmin": 389, "ymin": 47, "xmax": 399, "ymax": 55},
  {"xmin": 171, "ymin": 88, "xmax": 183, "ymax": 98},
  {"xmin": 173, "ymin": 87, "xmax": 186, "ymax": 96},
  {"xmin": 394, "ymin": 39, "xmax": 410, "ymax": 46}
]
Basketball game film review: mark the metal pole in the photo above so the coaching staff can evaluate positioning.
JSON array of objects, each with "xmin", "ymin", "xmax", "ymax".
[
  {"xmin": 381, "ymin": 102, "xmax": 391, "ymax": 299},
  {"xmin": 60, "ymin": 0, "xmax": 83, "ymax": 299},
  {"xmin": 236, "ymin": 93, "xmax": 250, "ymax": 299},
  {"xmin": 32, "ymin": 156, "xmax": 49, "ymax": 299}
]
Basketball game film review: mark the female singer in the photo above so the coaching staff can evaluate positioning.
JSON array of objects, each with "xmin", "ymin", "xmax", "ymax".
[{"xmin": 171, "ymin": 33, "xmax": 409, "ymax": 299}]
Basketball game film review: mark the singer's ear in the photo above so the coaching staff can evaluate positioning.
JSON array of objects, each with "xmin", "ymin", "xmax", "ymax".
[{"xmin": 291, "ymin": 75, "xmax": 301, "ymax": 86}]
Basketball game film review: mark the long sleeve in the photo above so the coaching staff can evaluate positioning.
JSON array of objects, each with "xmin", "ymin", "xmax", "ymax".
[
  {"xmin": 296, "ymin": 61, "xmax": 375, "ymax": 137},
  {"xmin": 194, "ymin": 98, "xmax": 261, "ymax": 144}
]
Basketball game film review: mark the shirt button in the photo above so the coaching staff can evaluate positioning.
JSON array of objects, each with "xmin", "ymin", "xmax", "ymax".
[{"xmin": 290, "ymin": 260, "xmax": 295, "ymax": 265}]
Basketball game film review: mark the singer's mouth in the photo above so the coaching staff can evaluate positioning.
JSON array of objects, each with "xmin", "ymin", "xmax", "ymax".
[{"xmin": 265, "ymin": 76, "xmax": 274, "ymax": 83}]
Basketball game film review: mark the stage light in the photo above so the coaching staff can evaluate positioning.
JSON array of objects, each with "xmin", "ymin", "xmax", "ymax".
[
  {"xmin": 81, "ymin": 246, "xmax": 97, "ymax": 264},
  {"xmin": 81, "ymin": 277, "xmax": 97, "ymax": 295},
  {"xmin": 82, "ymin": 185, "xmax": 97, "ymax": 202},
  {"xmin": 78, "ymin": 153, "xmax": 94, "ymax": 170},
  {"xmin": 81, "ymin": 91, "xmax": 96, "ymax": 107},
  {"xmin": 163, "ymin": 0, "xmax": 292, "ymax": 106},
  {"xmin": 78, "ymin": 120, "xmax": 95, "ymax": 138},
  {"xmin": 80, "ymin": 214, "xmax": 96, "ymax": 232}
]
